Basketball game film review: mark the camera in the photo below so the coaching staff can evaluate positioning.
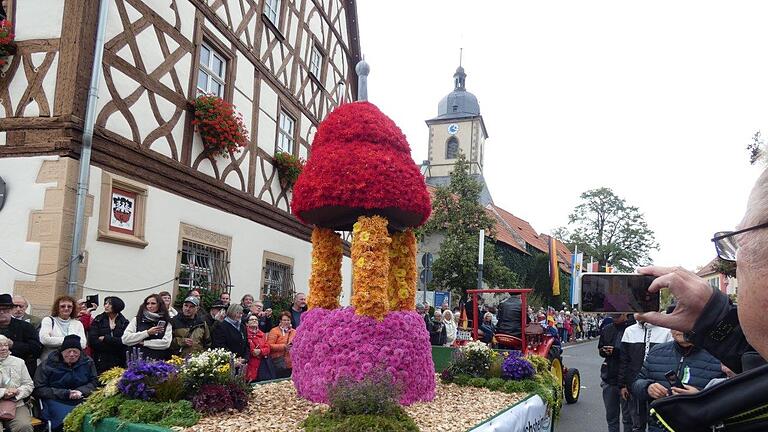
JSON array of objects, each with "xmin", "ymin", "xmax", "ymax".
[{"xmin": 580, "ymin": 273, "xmax": 660, "ymax": 313}]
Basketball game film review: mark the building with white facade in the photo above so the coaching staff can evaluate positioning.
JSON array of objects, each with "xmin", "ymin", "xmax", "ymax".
[{"xmin": 0, "ymin": 0, "xmax": 360, "ymax": 315}]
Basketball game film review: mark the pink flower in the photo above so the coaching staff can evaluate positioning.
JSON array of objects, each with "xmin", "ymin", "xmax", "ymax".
[{"xmin": 291, "ymin": 307, "xmax": 435, "ymax": 405}]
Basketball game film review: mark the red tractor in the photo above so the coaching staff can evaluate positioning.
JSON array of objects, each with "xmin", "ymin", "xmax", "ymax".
[{"xmin": 467, "ymin": 288, "xmax": 581, "ymax": 404}]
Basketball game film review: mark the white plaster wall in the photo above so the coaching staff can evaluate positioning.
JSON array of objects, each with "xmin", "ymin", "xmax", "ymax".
[
  {"xmin": 15, "ymin": 1, "xmax": 64, "ymax": 40},
  {"xmin": 82, "ymin": 165, "xmax": 352, "ymax": 316},
  {"xmin": 0, "ymin": 157, "xmax": 57, "ymax": 289}
]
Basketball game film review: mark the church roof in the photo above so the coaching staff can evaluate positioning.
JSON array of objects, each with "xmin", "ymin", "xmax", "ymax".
[{"xmin": 430, "ymin": 66, "xmax": 481, "ymax": 121}]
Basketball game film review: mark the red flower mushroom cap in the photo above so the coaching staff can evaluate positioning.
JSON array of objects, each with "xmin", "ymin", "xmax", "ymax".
[{"xmin": 291, "ymin": 102, "xmax": 431, "ymax": 231}]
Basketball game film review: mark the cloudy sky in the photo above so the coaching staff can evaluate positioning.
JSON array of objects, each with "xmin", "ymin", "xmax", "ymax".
[{"xmin": 356, "ymin": 1, "xmax": 766, "ymax": 270}]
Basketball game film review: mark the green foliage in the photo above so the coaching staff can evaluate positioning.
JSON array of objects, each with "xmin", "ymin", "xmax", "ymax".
[
  {"xmin": 117, "ymin": 399, "xmax": 200, "ymax": 428},
  {"xmin": 711, "ymin": 258, "xmax": 737, "ymax": 278},
  {"xmin": 174, "ymin": 286, "xmax": 219, "ymax": 311},
  {"xmin": 497, "ymin": 247, "xmax": 571, "ymax": 308},
  {"xmin": 526, "ymin": 355, "xmax": 551, "ymax": 377},
  {"xmin": 64, "ymin": 393, "xmax": 125, "ymax": 432},
  {"xmin": 328, "ymin": 371, "xmax": 401, "ymax": 417},
  {"xmin": 557, "ymin": 188, "xmax": 658, "ymax": 272},
  {"xmin": 485, "ymin": 377, "xmax": 506, "ymax": 391},
  {"xmin": 501, "ymin": 379, "xmax": 539, "ymax": 394},
  {"xmin": 64, "ymin": 393, "xmax": 200, "ymax": 432},
  {"xmin": 468, "ymin": 377, "xmax": 488, "ymax": 388},
  {"xmin": 453, "ymin": 374, "xmax": 470, "ymax": 386},
  {"xmin": 274, "ymin": 151, "xmax": 305, "ymax": 188},
  {"xmin": 488, "ymin": 354, "xmax": 504, "ymax": 379},
  {"xmin": 264, "ymin": 290, "xmax": 294, "ymax": 319},
  {"xmin": 420, "ymin": 153, "xmax": 518, "ymax": 300},
  {"xmin": 153, "ymin": 373, "xmax": 186, "ymax": 402},
  {"xmin": 303, "ymin": 408, "xmax": 419, "ymax": 432}
]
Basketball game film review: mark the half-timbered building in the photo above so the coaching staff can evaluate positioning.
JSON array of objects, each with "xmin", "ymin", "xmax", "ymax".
[{"xmin": 0, "ymin": 0, "xmax": 360, "ymax": 314}]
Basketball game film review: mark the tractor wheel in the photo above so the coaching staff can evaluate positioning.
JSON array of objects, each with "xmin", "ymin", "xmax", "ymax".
[
  {"xmin": 550, "ymin": 357, "xmax": 563, "ymax": 389},
  {"xmin": 564, "ymin": 368, "xmax": 581, "ymax": 404}
]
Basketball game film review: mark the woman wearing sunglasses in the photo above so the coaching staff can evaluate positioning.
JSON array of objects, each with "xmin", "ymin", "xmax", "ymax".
[{"xmin": 38, "ymin": 296, "xmax": 87, "ymax": 364}]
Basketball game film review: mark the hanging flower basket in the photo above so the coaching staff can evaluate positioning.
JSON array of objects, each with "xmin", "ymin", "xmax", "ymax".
[
  {"xmin": 274, "ymin": 151, "xmax": 305, "ymax": 189},
  {"xmin": 0, "ymin": 20, "xmax": 15, "ymax": 67},
  {"xmin": 192, "ymin": 94, "xmax": 249, "ymax": 158}
]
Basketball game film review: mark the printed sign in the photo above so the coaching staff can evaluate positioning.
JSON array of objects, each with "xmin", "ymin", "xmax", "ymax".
[
  {"xmin": 109, "ymin": 187, "xmax": 136, "ymax": 235},
  {"xmin": 470, "ymin": 395, "xmax": 552, "ymax": 432}
]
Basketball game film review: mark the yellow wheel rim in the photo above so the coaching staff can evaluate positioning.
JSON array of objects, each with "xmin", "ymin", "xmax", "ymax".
[
  {"xmin": 550, "ymin": 358, "xmax": 563, "ymax": 385},
  {"xmin": 571, "ymin": 372, "xmax": 580, "ymax": 399}
]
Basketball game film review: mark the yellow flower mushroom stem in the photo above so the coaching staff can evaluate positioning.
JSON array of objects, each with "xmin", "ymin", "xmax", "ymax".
[
  {"xmin": 387, "ymin": 229, "xmax": 417, "ymax": 311},
  {"xmin": 307, "ymin": 227, "xmax": 344, "ymax": 310},
  {"xmin": 351, "ymin": 215, "xmax": 391, "ymax": 321}
]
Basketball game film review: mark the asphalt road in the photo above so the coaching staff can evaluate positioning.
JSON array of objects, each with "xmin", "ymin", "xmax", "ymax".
[{"xmin": 556, "ymin": 339, "xmax": 607, "ymax": 432}]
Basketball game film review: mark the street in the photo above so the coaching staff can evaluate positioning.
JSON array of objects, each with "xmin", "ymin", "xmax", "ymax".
[{"xmin": 557, "ymin": 340, "xmax": 606, "ymax": 432}]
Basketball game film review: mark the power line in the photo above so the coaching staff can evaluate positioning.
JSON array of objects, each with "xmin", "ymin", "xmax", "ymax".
[
  {"xmin": 79, "ymin": 277, "xmax": 179, "ymax": 294},
  {"xmin": 0, "ymin": 254, "xmax": 81, "ymax": 277}
]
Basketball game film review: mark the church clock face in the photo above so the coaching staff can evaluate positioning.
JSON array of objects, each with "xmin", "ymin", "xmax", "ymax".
[{"xmin": 447, "ymin": 123, "xmax": 459, "ymax": 135}]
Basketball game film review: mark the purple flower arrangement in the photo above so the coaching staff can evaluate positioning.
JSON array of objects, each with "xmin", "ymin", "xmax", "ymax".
[
  {"xmin": 291, "ymin": 307, "xmax": 436, "ymax": 405},
  {"xmin": 501, "ymin": 351, "xmax": 535, "ymax": 380},
  {"xmin": 117, "ymin": 359, "xmax": 178, "ymax": 400}
]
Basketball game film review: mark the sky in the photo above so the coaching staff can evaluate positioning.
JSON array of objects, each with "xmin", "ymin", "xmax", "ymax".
[{"xmin": 356, "ymin": 1, "xmax": 767, "ymax": 271}]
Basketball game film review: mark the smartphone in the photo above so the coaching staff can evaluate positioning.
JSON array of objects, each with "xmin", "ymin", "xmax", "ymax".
[
  {"xmin": 157, "ymin": 320, "xmax": 167, "ymax": 328},
  {"xmin": 86, "ymin": 294, "xmax": 99, "ymax": 309},
  {"xmin": 665, "ymin": 370, "xmax": 683, "ymax": 389},
  {"xmin": 580, "ymin": 273, "xmax": 660, "ymax": 313}
]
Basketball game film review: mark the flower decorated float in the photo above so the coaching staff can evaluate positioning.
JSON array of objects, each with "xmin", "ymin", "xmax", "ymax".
[{"xmin": 289, "ymin": 62, "xmax": 435, "ymax": 404}]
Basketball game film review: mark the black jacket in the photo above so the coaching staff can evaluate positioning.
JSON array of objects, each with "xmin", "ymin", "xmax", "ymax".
[
  {"xmin": 34, "ymin": 351, "xmax": 98, "ymax": 402},
  {"xmin": 495, "ymin": 295, "xmax": 522, "ymax": 336},
  {"xmin": 429, "ymin": 319, "xmax": 447, "ymax": 346},
  {"xmin": 211, "ymin": 319, "xmax": 249, "ymax": 360},
  {"xmin": 598, "ymin": 320, "xmax": 629, "ymax": 385},
  {"xmin": 619, "ymin": 322, "xmax": 672, "ymax": 388},
  {"xmin": 87, "ymin": 312, "xmax": 129, "ymax": 374},
  {"xmin": 0, "ymin": 318, "xmax": 43, "ymax": 377}
]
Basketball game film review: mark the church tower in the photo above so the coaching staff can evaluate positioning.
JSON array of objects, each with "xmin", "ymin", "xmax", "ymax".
[{"xmin": 424, "ymin": 66, "xmax": 492, "ymax": 204}]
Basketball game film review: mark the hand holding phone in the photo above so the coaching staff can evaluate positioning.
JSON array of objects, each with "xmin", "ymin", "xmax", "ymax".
[
  {"xmin": 580, "ymin": 273, "xmax": 660, "ymax": 313},
  {"xmin": 601, "ymin": 345, "xmax": 614, "ymax": 355},
  {"xmin": 665, "ymin": 370, "xmax": 684, "ymax": 389}
]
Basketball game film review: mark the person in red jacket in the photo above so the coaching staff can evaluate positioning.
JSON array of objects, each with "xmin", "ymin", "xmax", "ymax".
[{"xmin": 245, "ymin": 314, "xmax": 270, "ymax": 382}]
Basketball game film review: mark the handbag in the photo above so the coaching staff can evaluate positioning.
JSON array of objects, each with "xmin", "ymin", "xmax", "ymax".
[
  {"xmin": 257, "ymin": 357, "xmax": 276, "ymax": 381},
  {"xmin": 0, "ymin": 399, "xmax": 16, "ymax": 420},
  {"xmin": 650, "ymin": 364, "xmax": 768, "ymax": 432}
]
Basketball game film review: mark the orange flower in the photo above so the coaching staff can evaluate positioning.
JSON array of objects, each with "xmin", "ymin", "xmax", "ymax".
[
  {"xmin": 351, "ymin": 215, "xmax": 390, "ymax": 320},
  {"xmin": 308, "ymin": 228, "xmax": 343, "ymax": 309},
  {"xmin": 387, "ymin": 230, "xmax": 417, "ymax": 311}
]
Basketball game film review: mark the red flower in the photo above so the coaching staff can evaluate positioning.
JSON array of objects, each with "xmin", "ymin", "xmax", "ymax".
[
  {"xmin": 193, "ymin": 95, "xmax": 249, "ymax": 158},
  {"xmin": 291, "ymin": 102, "xmax": 431, "ymax": 230}
]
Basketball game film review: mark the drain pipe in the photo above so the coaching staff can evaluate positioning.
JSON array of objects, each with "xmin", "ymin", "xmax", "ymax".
[{"xmin": 67, "ymin": 0, "xmax": 110, "ymax": 297}]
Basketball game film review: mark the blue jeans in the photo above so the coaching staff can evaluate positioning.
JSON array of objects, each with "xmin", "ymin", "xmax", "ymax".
[{"xmin": 601, "ymin": 382, "xmax": 632, "ymax": 432}]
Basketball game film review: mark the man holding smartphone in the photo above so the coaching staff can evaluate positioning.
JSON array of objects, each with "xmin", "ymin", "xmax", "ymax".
[{"xmin": 599, "ymin": 313, "xmax": 632, "ymax": 432}]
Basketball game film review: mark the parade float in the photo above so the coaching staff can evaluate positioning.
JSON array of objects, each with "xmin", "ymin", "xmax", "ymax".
[{"xmin": 66, "ymin": 62, "xmax": 563, "ymax": 432}]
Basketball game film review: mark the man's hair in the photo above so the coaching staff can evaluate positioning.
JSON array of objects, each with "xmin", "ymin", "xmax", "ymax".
[
  {"xmin": 226, "ymin": 304, "xmax": 243, "ymax": 318},
  {"xmin": 158, "ymin": 291, "xmax": 171, "ymax": 298},
  {"xmin": 294, "ymin": 293, "xmax": 306, "ymax": 301}
]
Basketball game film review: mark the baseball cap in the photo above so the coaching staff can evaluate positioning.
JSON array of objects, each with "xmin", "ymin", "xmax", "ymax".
[{"xmin": 183, "ymin": 296, "xmax": 200, "ymax": 307}]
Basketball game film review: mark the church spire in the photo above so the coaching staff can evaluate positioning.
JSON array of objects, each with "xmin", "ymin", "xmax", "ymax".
[{"xmin": 453, "ymin": 65, "xmax": 466, "ymax": 91}]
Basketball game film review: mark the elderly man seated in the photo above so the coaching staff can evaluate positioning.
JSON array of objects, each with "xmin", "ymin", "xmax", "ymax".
[{"xmin": 33, "ymin": 335, "xmax": 98, "ymax": 432}]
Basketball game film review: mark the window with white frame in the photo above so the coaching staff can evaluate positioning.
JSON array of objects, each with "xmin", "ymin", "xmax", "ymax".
[
  {"xmin": 276, "ymin": 109, "xmax": 295, "ymax": 154},
  {"xmin": 178, "ymin": 240, "xmax": 231, "ymax": 294},
  {"xmin": 309, "ymin": 45, "xmax": 323, "ymax": 78},
  {"xmin": 264, "ymin": 0, "xmax": 281, "ymax": 27},
  {"xmin": 708, "ymin": 277, "xmax": 720, "ymax": 290},
  {"xmin": 263, "ymin": 259, "xmax": 293, "ymax": 298},
  {"xmin": 197, "ymin": 43, "xmax": 226, "ymax": 97}
]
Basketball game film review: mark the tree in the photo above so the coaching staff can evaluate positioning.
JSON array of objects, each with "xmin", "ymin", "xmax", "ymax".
[
  {"xmin": 557, "ymin": 188, "xmax": 658, "ymax": 272},
  {"xmin": 420, "ymin": 153, "xmax": 517, "ymax": 300},
  {"xmin": 747, "ymin": 130, "xmax": 764, "ymax": 165}
]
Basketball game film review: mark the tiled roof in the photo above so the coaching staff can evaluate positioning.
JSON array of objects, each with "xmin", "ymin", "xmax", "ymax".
[{"xmin": 488, "ymin": 205, "xmax": 549, "ymax": 252}]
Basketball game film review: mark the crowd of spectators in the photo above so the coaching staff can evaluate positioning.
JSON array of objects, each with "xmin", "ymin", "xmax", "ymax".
[{"xmin": 0, "ymin": 290, "xmax": 308, "ymax": 432}]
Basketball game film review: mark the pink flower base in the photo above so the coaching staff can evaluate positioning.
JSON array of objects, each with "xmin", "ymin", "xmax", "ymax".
[{"xmin": 291, "ymin": 307, "xmax": 436, "ymax": 405}]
